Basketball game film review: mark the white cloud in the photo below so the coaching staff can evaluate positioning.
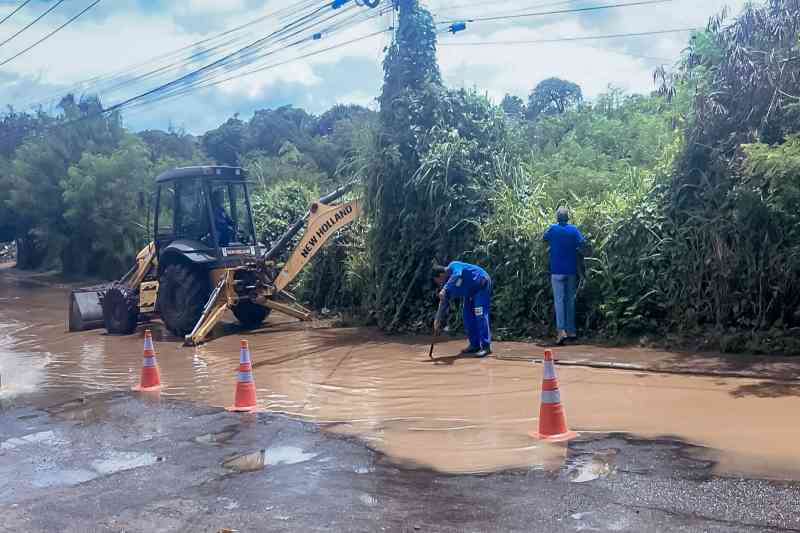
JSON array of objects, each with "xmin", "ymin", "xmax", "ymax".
[
  {"xmin": 176, "ymin": 0, "xmax": 248, "ymax": 15},
  {"xmin": 0, "ymin": 0, "xmax": 756, "ymax": 132},
  {"xmin": 435, "ymin": 0, "xmax": 751, "ymax": 102}
]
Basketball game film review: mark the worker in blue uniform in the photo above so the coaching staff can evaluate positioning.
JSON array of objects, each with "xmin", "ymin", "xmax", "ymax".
[
  {"xmin": 543, "ymin": 206, "xmax": 586, "ymax": 345},
  {"xmin": 432, "ymin": 261, "xmax": 493, "ymax": 357}
]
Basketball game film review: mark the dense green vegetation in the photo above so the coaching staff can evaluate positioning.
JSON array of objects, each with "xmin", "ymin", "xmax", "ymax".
[{"xmin": 1, "ymin": 0, "xmax": 798, "ymax": 354}]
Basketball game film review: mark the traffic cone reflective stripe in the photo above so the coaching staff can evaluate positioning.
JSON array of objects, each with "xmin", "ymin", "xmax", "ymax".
[
  {"xmin": 540, "ymin": 390, "xmax": 561, "ymax": 404},
  {"xmin": 531, "ymin": 349, "xmax": 576, "ymax": 442},
  {"xmin": 543, "ymin": 354, "xmax": 557, "ymax": 380},
  {"xmin": 133, "ymin": 329, "xmax": 161, "ymax": 392},
  {"xmin": 227, "ymin": 340, "xmax": 258, "ymax": 412}
]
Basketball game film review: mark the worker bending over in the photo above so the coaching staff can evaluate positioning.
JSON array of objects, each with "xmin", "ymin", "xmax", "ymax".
[{"xmin": 432, "ymin": 261, "xmax": 493, "ymax": 358}]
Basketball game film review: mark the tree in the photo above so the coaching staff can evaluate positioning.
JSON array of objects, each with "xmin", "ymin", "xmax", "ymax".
[
  {"xmin": 4, "ymin": 93, "xmax": 125, "ymax": 270},
  {"xmin": 0, "ymin": 107, "xmax": 49, "ymax": 159},
  {"xmin": 245, "ymin": 105, "xmax": 316, "ymax": 155},
  {"xmin": 527, "ymin": 78, "xmax": 583, "ymax": 119},
  {"xmin": 61, "ymin": 135, "xmax": 154, "ymax": 277},
  {"xmin": 201, "ymin": 116, "xmax": 246, "ymax": 165},
  {"xmin": 317, "ymin": 104, "xmax": 373, "ymax": 136},
  {"xmin": 138, "ymin": 128, "xmax": 200, "ymax": 162},
  {"xmin": 500, "ymin": 94, "xmax": 525, "ymax": 118},
  {"xmin": 367, "ymin": 0, "xmax": 444, "ymax": 330}
]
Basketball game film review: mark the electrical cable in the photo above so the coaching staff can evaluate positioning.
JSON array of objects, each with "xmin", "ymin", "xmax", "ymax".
[
  {"xmin": 96, "ymin": 1, "xmax": 354, "ymax": 103},
  {"xmin": 0, "ymin": 0, "xmax": 33, "ymax": 28},
  {"xmin": 121, "ymin": 27, "xmax": 392, "ymax": 115},
  {"xmin": 435, "ymin": 0, "xmax": 672, "ymax": 25},
  {"xmin": 21, "ymin": 0, "xmax": 328, "ymax": 109},
  {"xmin": 122, "ymin": 6, "xmax": 392, "ymax": 112},
  {"xmin": 0, "ymin": 0, "xmax": 65, "ymax": 49},
  {"xmin": 100, "ymin": 2, "xmax": 387, "ymax": 116},
  {"xmin": 438, "ymin": 27, "xmax": 697, "ymax": 46},
  {"xmin": 0, "ymin": 0, "xmax": 103, "ymax": 68}
]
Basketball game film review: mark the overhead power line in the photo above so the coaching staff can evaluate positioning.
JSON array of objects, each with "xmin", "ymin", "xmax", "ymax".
[
  {"xmin": 0, "ymin": 0, "xmax": 34, "ymax": 28},
  {"xmin": 439, "ymin": 27, "xmax": 697, "ymax": 46},
  {"xmin": 122, "ymin": 27, "xmax": 393, "ymax": 115},
  {"xmin": 0, "ymin": 0, "xmax": 103, "ymax": 68},
  {"xmin": 437, "ymin": 0, "xmax": 576, "ymax": 19},
  {"xmin": 35, "ymin": 1, "xmax": 388, "ymax": 125},
  {"xmin": 21, "ymin": 0, "xmax": 326, "ymax": 109},
  {"xmin": 95, "ymin": 1, "xmax": 389, "ymax": 117},
  {"xmin": 436, "ymin": 0, "xmax": 672, "ymax": 25},
  {"xmin": 0, "ymin": 0, "xmax": 66, "ymax": 49},
  {"xmin": 121, "ymin": 5, "xmax": 393, "ymax": 113},
  {"xmin": 95, "ymin": 1, "xmax": 354, "ymax": 105},
  {"xmin": 100, "ymin": 2, "xmax": 353, "ymax": 115}
]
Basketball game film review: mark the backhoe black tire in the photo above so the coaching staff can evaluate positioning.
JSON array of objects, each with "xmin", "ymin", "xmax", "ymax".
[
  {"xmin": 102, "ymin": 283, "xmax": 139, "ymax": 335},
  {"xmin": 232, "ymin": 301, "xmax": 270, "ymax": 330},
  {"xmin": 158, "ymin": 263, "xmax": 211, "ymax": 337}
]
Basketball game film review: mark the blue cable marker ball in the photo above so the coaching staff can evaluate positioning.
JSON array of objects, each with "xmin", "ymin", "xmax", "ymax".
[{"xmin": 449, "ymin": 21, "xmax": 467, "ymax": 34}]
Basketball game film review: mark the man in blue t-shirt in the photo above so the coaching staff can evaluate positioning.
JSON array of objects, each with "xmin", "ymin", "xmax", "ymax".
[
  {"xmin": 432, "ymin": 261, "xmax": 492, "ymax": 357},
  {"xmin": 543, "ymin": 206, "xmax": 586, "ymax": 345}
]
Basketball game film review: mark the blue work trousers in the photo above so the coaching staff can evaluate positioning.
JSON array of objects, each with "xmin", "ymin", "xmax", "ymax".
[
  {"xmin": 551, "ymin": 274, "xmax": 577, "ymax": 335},
  {"xmin": 463, "ymin": 285, "xmax": 492, "ymax": 349}
]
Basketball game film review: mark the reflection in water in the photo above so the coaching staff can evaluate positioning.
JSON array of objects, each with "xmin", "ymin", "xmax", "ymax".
[
  {"xmin": 0, "ymin": 317, "xmax": 50, "ymax": 399},
  {"xmin": 565, "ymin": 450, "xmax": 617, "ymax": 483},
  {"xmin": 2, "ymin": 274, "xmax": 800, "ymax": 478}
]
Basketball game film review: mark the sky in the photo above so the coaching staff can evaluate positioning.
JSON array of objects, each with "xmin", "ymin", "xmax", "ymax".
[{"xmin": 0, "ymin": 0, "xmax": 749, "ymax": 134}]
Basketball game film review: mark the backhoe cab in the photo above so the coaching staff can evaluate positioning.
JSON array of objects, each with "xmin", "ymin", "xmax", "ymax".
[{"xmin": 67, "ymin": 165, "xmax": 361, "ymax": 346}]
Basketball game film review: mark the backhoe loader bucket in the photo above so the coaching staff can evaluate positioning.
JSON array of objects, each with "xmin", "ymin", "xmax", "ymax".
[{"xmin": 67, "ymin": 287, "xmax": 105, "ymax": 332}]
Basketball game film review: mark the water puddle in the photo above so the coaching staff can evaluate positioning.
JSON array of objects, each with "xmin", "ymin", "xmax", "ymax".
[
  {"xmin": 91, "ymin": 451, "xmax": 161, "ymax": 475},
  {"xmin": 564, "ymin": 449, "xmax": 617, "ymax": 483},
  {"xmin": 0, "ymin": 318, "xmax": 49, "ymax": 399},
  {"xmin": 22, "ymin": 450, "xmax": 162, "ymax": 489},
  {"xmin": 1, "ymin": 430, "xmax": 66, "ymax": 450},
  {"xmin": 31, "ymin": 468, "xmax": 98, "ymax": 488},
  {"xmin": 263, "ymin": 446, "xmax": 318, "ymax": 466},
  {"xmin": 223, "ymin": 450, "xmax": 266, "ymax": 472},
  {"xmin": 195, "ymin": 428, "xmax": 238, "ymax": 446},
  {"xmin": 3, "ymin": 273, "xmax": 800, "ymax": 479}
]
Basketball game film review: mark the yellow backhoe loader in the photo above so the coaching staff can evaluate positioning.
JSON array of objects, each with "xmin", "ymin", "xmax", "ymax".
[{"xmin": 67, "ymin": 165, "xmax": 360, "ymax": 346}]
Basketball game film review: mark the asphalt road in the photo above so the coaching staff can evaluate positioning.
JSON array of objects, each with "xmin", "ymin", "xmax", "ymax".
[{"xmin": 1, "ymin": 393, "xmax": 799, "ymax": 533}]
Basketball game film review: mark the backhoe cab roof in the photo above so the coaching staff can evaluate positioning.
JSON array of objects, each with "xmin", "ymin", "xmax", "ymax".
[{"xmin": 155, "ymin": 166, "xmax": 246, "ymax": 183}]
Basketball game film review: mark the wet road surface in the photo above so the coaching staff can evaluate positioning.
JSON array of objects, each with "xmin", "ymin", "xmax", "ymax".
[
  {"xmin": 2, "ymin": 270, "xmax": 800, "ymax": 479},
  {"xmin": 2, "ymin": 395, "xmax": 800, "ymax": 532},
  {"xmin": 2, "ymin": 268, "xmax": 800, "ymax": 531}
]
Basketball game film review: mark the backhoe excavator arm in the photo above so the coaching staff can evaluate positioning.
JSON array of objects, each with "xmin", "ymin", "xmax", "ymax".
[{"xmin": 274, "ymin": 198, "xmax": 362, "ymax": 292}]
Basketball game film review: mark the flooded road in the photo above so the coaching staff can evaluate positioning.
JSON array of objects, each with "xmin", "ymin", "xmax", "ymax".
[{"xmin": 2, "ymin": 269, "xmax": 800, "ymax": 479}]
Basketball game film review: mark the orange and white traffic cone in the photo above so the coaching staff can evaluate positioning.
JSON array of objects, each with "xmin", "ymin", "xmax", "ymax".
[
  {"xmin": 132, "ymin": 329, "xmax": 161, "ymax": 392},
  {"xmin": 531, "ymin": 349, "xmax": 576, "ymax": 442},
  {"xmin": 227, "ymin": 340, "xmax": 258, "ymax": 412}
]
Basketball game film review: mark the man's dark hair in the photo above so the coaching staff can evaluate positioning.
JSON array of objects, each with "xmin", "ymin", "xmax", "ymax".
[{"xmin": 432, "ymin": 265, "xmax": 448, "ymax": 279}]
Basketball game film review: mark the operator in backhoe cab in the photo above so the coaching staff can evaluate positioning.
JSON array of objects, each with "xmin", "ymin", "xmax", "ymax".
[
  {"xmin": 211, "ymin": 189, "xmax": 236, "ymax": 246},
  {"xmin": 432, "ymin": 261, "xmax": 493, "ymax": 358}
]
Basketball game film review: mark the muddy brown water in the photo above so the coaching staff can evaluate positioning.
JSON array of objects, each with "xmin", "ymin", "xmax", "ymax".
[{"xmin": 2, "ymin": 271, "xmax": 800, "ymax": 479}]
